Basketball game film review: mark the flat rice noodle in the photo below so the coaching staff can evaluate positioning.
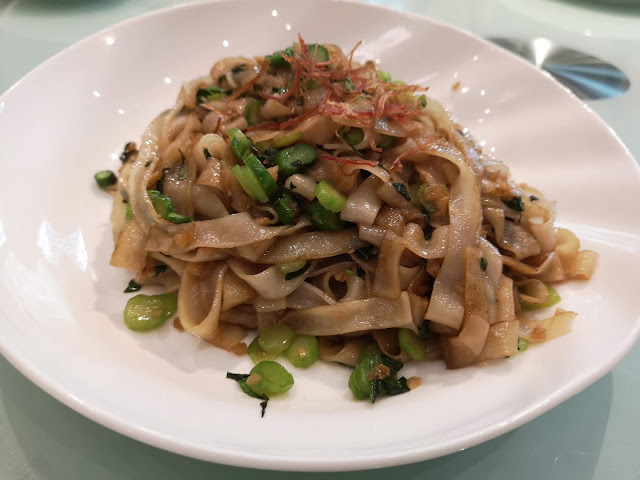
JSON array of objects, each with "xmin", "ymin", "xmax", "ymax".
[
  {"xmin": 340, "ymin": 275, "xmax": 366, "ymax": 302},
  {"xmin": 478, "ymin": 237, "xmax": 502, "ymax": 288},
  {"xmin": 359, "ymin": 225, "xmax": 386, "ymax": 247},
  {"xmin": 208, "ymin": 322, "xmax": 247, "ymax": 355},
  {"xmin": 496, "ymin": 275, "xmax": 516, "ymax": 323},
  {"xmin": 399, "ymin": 265, "xmax": 422, "ymax": 291},
  {"xmin": 407, "ymin": 292, "xmax": 429, "ymax": 327},
  {"xmin": 340, "ymin": 176, "xmax": 383, "ymax": 225},
  {"xmin": 171, "ymin": 248, "xmax": 229, "ymax": 263},
  {"xmin": 502, "ymin": 251, "xmax": 559, "ymax": 277},
  {"xmin": 192, "ymin": 184, "xmax": 229, "ymax": 219},
  {"xmin": 279, "ymin": 291, "xmax": 413, "ymax": 336},
  {"xmin": 227, "ymin": 257, "xmax": 315, "ymax": 299},
  {"xmin": 258, "ymin": 229, "xmax": 365, "ymax": 264},
  {"xmin": 516, "ymin": 278, "xmax": 549, "ymax": 306},
  {"xmin": 440, "ymin": 247, "xmax": 491, "ymax": 369},
  {"xmin": 372, "ymin": 329, "xmax": 411, "ymax": 363},
  {"xmin": 568, "ymin": 250, "xmax": 598, "ymax": 280},
  {"xmin": 484, "ymin": 207, "xmax": 541, "ymax": 260},
  {"xmin": 110, "ymin": 219, "xmax": 149, "ymax": 272},
  {"xmin": 110, "ymin": 190, "xmax": 128, "ymax": 241},
  {"xmin": 286, "ymin": 282, "xmax": 337, "ymax": 309},
  {"xmin": 402, "ymin": 223, "xmax": 449, "ymax": 259},
  {"xmin": 232, "ymin": 238, "xmax": 276, "ymax": 262},
  {"xmin": 519, "ymin": 308, "xmax": 575, "ymax": 343},
  {"xmin": 177, "ymin": 262, "xmax": 227, "ymax": 341},
  {"xmin": 220, "ymin": 306, "xmax": 259, "ymax": 329},
  {"xmin": 340, "ymin": 164, "xmax": 391, "ymax": 183},
  {"xmin": 318, "ymin": 336, "xmax": 370, "ymax": 367},
  {"xmin": 295, "ymin": 115, "xmax": 338, "ymax": 145},
  {"xmin": 372, "ymin": 230, "xmax": 405, "ymax": 299},
  {"xmin": 424, "ymin": 143, "xmax": 482, "ymax": 331},
  {"xmin": 148, "ymin": 251, "xmax": 186, "ymax": 277},
  {"xmin": 254, "ymin": 296, "xmax": 288, "ymax": 312},
  {"xmin": 476, "ymin": 320, "xmax": 519, "ymax": 361},
  {"xmin": 532, "ymin": 254, "xmax": 566, "ymax": 282},
  {"xmin": 284, "ymin": 174, "xmax": 317, "ymax": 201},
  {"xmin": 222, "ymin": 269, "xmax": 255, "ymax": 311}
]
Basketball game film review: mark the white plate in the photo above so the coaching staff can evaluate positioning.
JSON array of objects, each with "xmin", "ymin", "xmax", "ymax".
[{"xmin": 1, "ymin": 0, "xmax": 639, "ymax": 471}]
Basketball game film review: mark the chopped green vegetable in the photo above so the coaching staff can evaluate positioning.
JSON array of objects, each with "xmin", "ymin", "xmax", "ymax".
[
  {"xmin": 392, "ymin": 183, "xmax": 411, "ymax": 201},
  {"xmin": 344, "ymin": 78, "xmax": 354, "ymax": 91},
  {"xmin": 307, "ymin": 43, "xmax": 329, "ymax": 62},
  {"xmin": 244, "ymin": 99, "xmax": 262, "ymax": 126},
  {"xmin": 124, "ymin": 293, "xmax": 177, "ymax": 332},
  {"xmin": 166, "ymin": 212, "xmax": 193, "ymax": 224},
  {"xmin": 480, "ymin": 257, "xmax": 488, "ymax": 271},
  {"xmin": 125, "ymin": 203, "xmax": 133, "ymax": 222},
  {"xmin": 273, "ymin": 193, "xmax": 300, "ymax": 225},
  {"xmin": 231, "ymin": 165, "xmax": 269, "ymax": 203},
  {"xmin": 267, "ymin": 46, "xmax": 294, "ymax": 68},
  {"xmin": 247, "ymin": 337, "xmax": 279, "ymax": 364},
  {"xmin": 378, "ymin": 71, "xmax": 392, "ymax": 82},
  {"xmin": 196, "ymin": 85, "xmax": 230, "ymax": 103},
  {"xmin": 504, "ymin": 196, "xmax": 524, "ymax": 212},
  {"xmin": 276, "ymin": 260, "xmax": 308, "ymax": 275},
  {"xmin": 124, "ymin": 279, "xmax": 142, "ymax": 293},
  {"xmin": 348, "ymin": 344, "xmax": 410, "ymax": 403},
  {"xmin": 284, "ymin": 262, "xmax": 310, "ymax": 280},
  {"xmin": 307, "ymin": 200, "xmax": 346, "ymax": 230},
  {"xmin": 343, "ymin": 127, "xmax": 364, "ymax": 146},
  {"xmin": 273, "ymin": 131, "xmax": 303, "ymax": 148},
  {"xmin": 354, "ymin": 245, "xmax": 375, "ymax": 261},
  {"xmin": 241, "ymin": 151, "xmax": 278, "ymax": 200},
  {"xmin": 94, "ymin": 170, "xmax": 117, "ymax": 188},
  {"xmin": 521, "ymin": 284, "xmax": 561, "ymax": 311},
  {"xmin": 378, "ymin": 135, "xmax": 395, "ymax": 150},
  {"xmin": 345, "ymin": 269, "xmax": 357, "ymax": 276},
  {"xmin": 226, "ymin": 372, "xmax": 269, "ymax": 417},
  {"xmin": 248, "ymin": 361, "xmax": 294, "ymax": 396},
  {"xmin": 284, "ymin": 334, "xmax": 319, "ymax": 368},
  {"xmin": 418, "ymin": 95, "xmax": 427, "ymax": 108},
  {"xmin": 517, "ymin": 338, "xmax": 529, "ymax": 352},
  {"xmin": 398, "ymin": 329, "xmax": 426, "ymax": 360},
  {"xmin": 177, "ymin": 149, "xmax": 188, "ymax": 180},
  {"xmin": 147, "ymin": 190, "xmax": 175, "ymax": 218},
  {"xmin": 227, "ymin": 128, "xmax": 254, "ymax": 160},
  {"xmin": 274, "ymin": 143, "xmax": 317, "ymax": 176},
  {"xmin": 315, "ymin": 180, "xmax": 347, "ymax": 213},
  {"xmin": 258, "ymin": 326, "xmax": 295, "ymax": 355}
]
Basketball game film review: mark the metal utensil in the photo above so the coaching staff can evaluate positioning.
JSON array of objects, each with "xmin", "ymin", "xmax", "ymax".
[{"xmin": 488, "ymin": 37, "xmax": 630, "ymax": 100}]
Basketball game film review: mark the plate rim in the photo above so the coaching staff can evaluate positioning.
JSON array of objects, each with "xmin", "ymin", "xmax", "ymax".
[{"xmin": 1, "ymin": 0, "xmax": 640, "ymax": 471}]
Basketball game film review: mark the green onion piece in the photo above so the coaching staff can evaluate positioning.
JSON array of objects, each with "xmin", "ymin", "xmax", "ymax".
[
  {"xmin": 267, "ymin": 46, "xmax": 294, "ymax": 68},
  {"xmin": 315, "ymin": 180, "xmax": 347, "ymax": 213},
  {"xmin": 273, "ymin": 131, "xmax": 303, "ymax": 148},
  {"xmin": 147, "ymin": 190, "xmax": 175, "ymax": 218},
  {"xmin": 307, "ymin": 43, "xmax": 329, "ymax": 62},
  {"xmin": 227, "ymin": 128, "xmax": 254, "ymax": 160},
  {"xmin": 196, "ymin": 86, "xmax": 229, "ymax": 103},
  {"xmin": 480, "ymin": 257, "xmax": 488, "ymax": 271},
  {"xmin": 378, "ymin": 71, "xmax": 392, "ymax": 82},
  {"xmin": 273, "ymin": 193, "xmax": 300, "ymax": 225},
  {"xmin": 378, "ymin": 135, "xmax": 394, "ymax": 150},
  {"xmin": 124, "ymin": 279, "xmax": 142, "ymax": 293},
  {"xmin": 231, "ymin": 165, "xmax": 269, "ymax": 203},
  {"xmin": 307, "ymin": 199, "xmax": 346, "ymax": 230},
  {"xmin": 417, "ymin": 185, "xmax": 438, "ymax": 214},
  {"xmin": 124, "ymin": 293, "xmax": 177, "ymax": 332},
  {"xmin": 242, "ymin": 152, "xmax": 278, "ymax": 199},
  {"xmin": 392, "ymin": 80, "xmax": 407, "ymax": 85},
  {"xmin": 345, "ymin": 127, "xmax": 364, "ymax": 146},
  {"xmin": 125, "ymin": 203, "xmax": 133, "ymax": 222},
  {"xmin": 344, "ymin": 78, "xmax": 354, "ymax": 91},
  {"xmin": 248, "ymin": 361, "xmax": 294, "ymax": 396},
  {"xmin": 398, "ymin": 329, "xmax": 426, "ymax": 360},
  {"xmin": 284, "ymin": 262, "xmax": 310, "ymax": 280},
  {"xmin": 244, "ymin": 99, "xmax": 262, "ymax": 126},
  {"xmin": 418, "ymin": 95, "xmax": 427, "ymax": 108},
  {"xmin": 521, "ymin": 284, "xmax": 562, "ymax": 311},
  {"xmin": 166, "ymin": 212, "xmax": 193, "ymax": 224},
  {"xmin": 284, "ymin": 334, "xmax": 319, "ymax": 368},
  {"xmin": 348, "ymin": 344, "xmax": 409, "ymax": 403},
  {"xmin": 345, "ymin": 269, "xmax": 357, "ymax": 276},
  {"xmin": 94, "ymin": 170, "xmax": 117, "ymax": 188},
  {"xmin": 518, "ymin": 338, "xmax": 529, "ymax": 352},
  {"xmin": 247, "ymin": 337, "xmax": 279, "ymax": 364},
  {"xmin": 258, "ymin": 326, "xmax": 295, "ymax": 354},
  {"xmin": 274, "ymin": 143, "xmax": 317, "ymax": 176},
  {"xmin": 276, "ymin": 260, "xmax": 308, "ymax": 275},
  {"xmin": 392, "ymin": 183, "xmax": 411, "ymax": 202}
]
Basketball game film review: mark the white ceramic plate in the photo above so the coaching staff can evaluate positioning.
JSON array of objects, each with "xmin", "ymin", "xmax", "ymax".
[{"xmin": 1, "ymin": 0, "xmax": 639, "ymax": 471}]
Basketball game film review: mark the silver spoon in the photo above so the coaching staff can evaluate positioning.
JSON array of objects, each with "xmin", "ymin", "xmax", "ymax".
[{"xmin": 488, "ymin": 37, "xmax": 630, "ymax": 100}]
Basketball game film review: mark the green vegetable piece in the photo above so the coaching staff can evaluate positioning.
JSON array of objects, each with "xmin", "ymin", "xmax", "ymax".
[
  {"xmin": 267, "ymin": 47, "xmax": 294, "ymax": 68},
  {"xmin": 480, "ymin": 257, "xmax": 488, "ymax": 271},
  {"xmin": 344, "ymin": 78, "xmax": 354, "ymax": 91},
  {"xmin": 248, "ymin": 361, "xmax": 294, "ymax": 396},
  {"xmin": 518, "ymin": 338, "xmax": 529, "ymax": 352},
  {"xmin": 307, "ymin": 43, "xmax": 329, "ymax": 62},
  {"xmin": 242, "ymin": 152, "xmax": 278, "ymax": 200},
  {"xmin": 94, "ymin": 170, "xmax": 117, "ymax": 188},
  {"xmin": 378, "ymin": 71, "xmax": 392, "ymax": 82},
  {"xmin": 273, "ymin": 193, "xmax": 300, "ymax": 225},
  {"xmin": 345, "ymin": 127, "xmax": 364, "ymax": 146},
  {"xmin": 274, "ymin": 143, "xmax": 317, "ymax": 176},
  {"xmin": 227, "ymin": 128, "xmax": 254, "ymax": 160},
  {"xmin": 196, "ymin": 86, "xmax": 229, "ymax": 103},
  {"xmin": 231, "ymin": 165, "xmax": 269, "ymax": 203},
  {"xmin": 398, "ymin": 329, "xmax": 426, "ymax": 360},
  {"xmin": 348, "ymin": 345, "xmax": 410, "ymax": 403},
  {"xmin": 285, "ymin": 334, "xmax": 319, "ymax": 368},
  {"xmin": 378, "ymin": 135, "xmax": 394, "ymax": 150},
  {"xmin": 147, "ymin": 190, "xmax": 175, "ymax": 218},
  {"xmin": 258, "ymin": 326, "xmax": 295, "ymax": 355},
  {"xmin": 247, "ymin": 337, "xmax": 280, "ymax": 364},
  {"xmin": 124, "ymin": 293, "xmax": 177, "ymax": 332},
  {"xmin": 166, "ymin": 212, "xmax": 193, "ymax": 224},
  {"xmin": 504, "ymin": 195, "xmax": 524, "ymax": 212},
  {"xmin": 226, "ymin": 372, "xmax": 269, "ymax": 417},
  {"xmin": 418, "ymin": 95, "xmax": 427, "ymax": 108},
  {"xmin": 124, "ymin": 279, "xmax": 142, "ymax": 293},
  {"xmin": 284, "ymin": 262, "xmax": 310, "ymax": 280},
  {"xmin": 276, "ymin": 260, "xmax": 308, "ymax": 275},
  {"xmin": 417, "ymin": 185, "xmax": 438, "ymax": 214},
  {"xmin": 307, "ymin": 199, "xmax": 346, "ymax": 230},
  {"xmin": 392, "ymin": 183, "xmax": 411, "ymax": 202},
  {"xmin": 273, "ymin": 131, "xmax": 303, "ymax": 148},
  {"xmin": 521, "ymin": 284, "xmax": 562, "ymax": 311},
  {"xmin": 244, "ymin": 99, "xmax": 262, "ymax": 126},
  {"xmin": 315, "ymin": 180, "xmax": 347, "ymax": 213},
  {"xmin": 125, "ymin": 203, "xmax": 133, "ymax": 222},
  {"xmin": 354, "ymin": 245, "xmax": 376, "ymax": 261}
]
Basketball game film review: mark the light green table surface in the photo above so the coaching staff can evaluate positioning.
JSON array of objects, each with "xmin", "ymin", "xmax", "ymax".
[{"xmin": 1, "ymin": 0, "xmax": 639, "ymax": 478}]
